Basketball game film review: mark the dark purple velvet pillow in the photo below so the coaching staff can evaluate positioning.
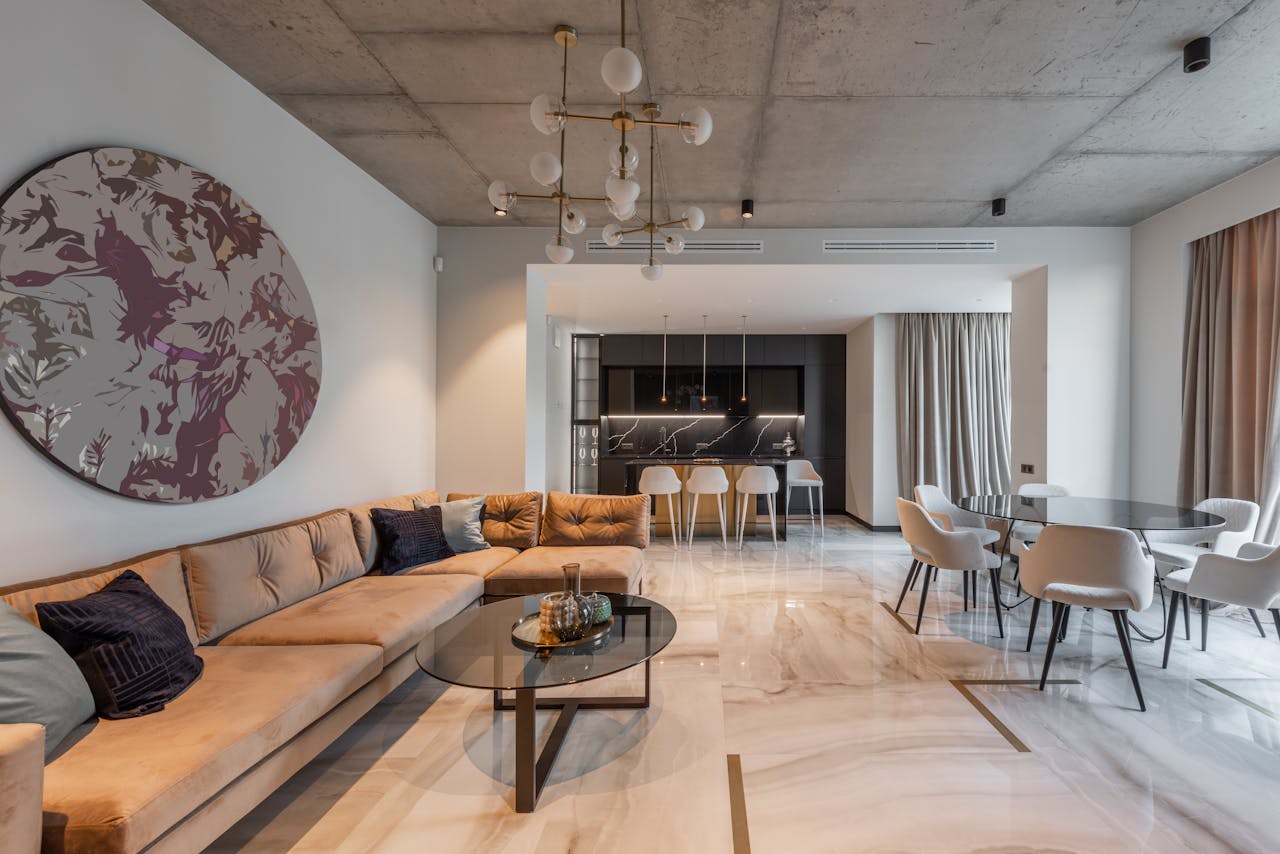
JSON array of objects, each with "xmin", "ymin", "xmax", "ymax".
[
  {"xmin": 370, "ymin": 505, "xmax": 456, "ymax": 573},
  {"xmin": 35, "ymin": 570, "xmax": 203, "ymax": 719}
]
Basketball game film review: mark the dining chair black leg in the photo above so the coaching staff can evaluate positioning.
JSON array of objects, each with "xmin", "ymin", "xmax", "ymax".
[
  {"xmin": 1162, "ymin": 590, "xmax": 1181, "ymax": 669},
  {"xmin": 988, "ymin": 567, "xmax": 1005, "ymax": 638},
  {"xmin": 1039, "ymin": 603, "xmax": 1065, "ymax": 691},
  {"xmin": 914, "ymin": 563, "xmax": 934, "ymax": 635},
  {"xmin": 1249, "ymin": 609, "xmax": 1266, "ymax": 638},
  {"xmin": 1026, "ymin": 597, "xmax": 1041, "ymax": 652},
  {"xmin": 1112, "ymin": 610, "xmax": 1146, "ymax": 712},
  {"xmin": 1200, "ymin": 598, "xmax": 1209, "ymax": 651},
  {"xmin": 962, "ymin": 570, "xmax": 970, "ymax": 612},
  {"xmin": 1182, "ymin": 592, "xmax": 1191, "ymax": 640},
  {"xmin": 895, "ymin": 561, "xmax": 920, "ymax": 613}
]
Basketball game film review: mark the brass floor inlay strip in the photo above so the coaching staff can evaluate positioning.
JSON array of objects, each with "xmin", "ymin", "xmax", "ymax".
[
  {"xmin": 1198, "ymin": 679, "xmax": 1280, "ymax": 721},
  {"xmin": 726, "ymin": 754, "xmax": 752, "ymax": 854},
  {"xmin": 950, "ymin": 679, "xmax": 1082, "ymax": 754},
  {"xmin": 878, "ymin": 600, "xmax": 916, "ymax": 633}
]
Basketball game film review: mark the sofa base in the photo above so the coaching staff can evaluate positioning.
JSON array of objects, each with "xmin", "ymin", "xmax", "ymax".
[{"xmin": 144, "ymin": 647, "xmax": 423, "ymax": 853}]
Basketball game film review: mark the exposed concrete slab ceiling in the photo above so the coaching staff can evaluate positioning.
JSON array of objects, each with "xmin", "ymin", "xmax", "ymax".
[{"xmin": 144, "ymin": 0, "xmax": 1279, "ymax": 227}]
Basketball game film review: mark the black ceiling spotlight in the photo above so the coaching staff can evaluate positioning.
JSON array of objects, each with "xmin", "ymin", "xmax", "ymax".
[
  {"xmin": 1184, "ymin": 36, "xmax": 1211, "ymax": 73},
  {"xmin": 991, "ymin": 197, "xmax": 1006, "ymax": 217},
  {"xmin": 741, "ymin": 198, "xmax": 754, "ymax": 219}
]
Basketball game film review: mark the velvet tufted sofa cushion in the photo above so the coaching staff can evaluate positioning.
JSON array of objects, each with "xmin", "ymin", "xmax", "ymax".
[
  {"xmin": 447, "ymin": 492, "xmax": 542, "ymax": 550},
  {"xmin": 539, "ymin": 492, "xmax": 650, "ymax": 548}
]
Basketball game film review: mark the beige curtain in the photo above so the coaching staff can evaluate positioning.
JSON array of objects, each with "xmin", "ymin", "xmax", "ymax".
[
  {"xmin": 1178, "ymin": 208, "xmax": 1280, "ymax": 540},
  {"xmin": 897, "ymin": 312, "xmax": 1011, "ymax": 501}
]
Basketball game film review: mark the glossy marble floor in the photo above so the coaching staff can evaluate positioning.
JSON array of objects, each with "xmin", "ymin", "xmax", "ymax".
[{"xmin": 211, "ymin": 518, "xmax": 1280, "ymax": 853}]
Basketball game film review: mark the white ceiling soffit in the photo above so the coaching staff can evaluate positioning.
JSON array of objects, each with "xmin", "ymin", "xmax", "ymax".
[
  {"xmin": 823, "ymin": 239, "xmax": 997, "ymax": 253},
  {"xmin": 587, "ymin": 239, "xmax": 764, "ymax": 254},
  {"xmin": 143, "ymin": 0, "xmax": 1280, "ymax": 228},
  {"xmin": 543, "ymin": 263, "xmax": 1028, "ymax": 335}
]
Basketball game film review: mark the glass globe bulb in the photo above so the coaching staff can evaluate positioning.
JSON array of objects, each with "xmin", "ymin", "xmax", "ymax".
[
  {"xmin": 679, "ymin": 106, "xmax": 713, "ymax": 145},
  {"xmin": 608, "ymin": 144, "xmax": 640, "ymax": 174},
  {"xmin": 682, "ymin": 206, "xmax": 705, "ymax": 231},
  {"xmin": 561, "ymin": 207, "xmax": 587, "ymax": 235},
  {"xmin": 600, "ymin": 46, "xmax": 643, "ymax": 95},
  {"xmin": 605, "ymin": 175, "xmax": 640, "ymax": 206},
  {"xmin": 487, "ymin": 179, "xmax": 516, "ymax": 212},
  {"xmin": 640, "ymin": 260, "xmax": 664, "ymax": 281},
  {"xmin": 607, "ymin": 199, "xmax": 636, "ymax": 221},
  {"xmin": 602, "ymin": 223, "xmax": 624, "ymax": 247},
  {"xmin": 545, "ymin": 237, "xmax": 574, "ymax": 264},
  {"xmin": 665, "ymin": 233, "xmax": 685, "ymax": 255},
  {"xmin": 529, "ymin": 152, "xmax": 562, "ymax": 187},
  {"xmin": 529, "ymin": 94, "xmax": 566, "ymax": 135}
]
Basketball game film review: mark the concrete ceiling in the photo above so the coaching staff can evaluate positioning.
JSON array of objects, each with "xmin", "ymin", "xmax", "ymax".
[
  {"xmin": 543, "ymin": 264, "xmax": 1025, "ymax": 333},
  {"xmin": 144, "ymin": 0, "xmax": 1280, "ymax": 228}
]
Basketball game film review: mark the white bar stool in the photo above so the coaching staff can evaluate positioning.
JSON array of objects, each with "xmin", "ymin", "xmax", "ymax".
[
  {"xmin": 736, "ymin": 465, "xmax": 780, "ymax": 549},
  {"xmin": 685, "ymin": 466, "xmax": 730, "ymax": 548},
  {"xmin": 785, "ymin": 458, "xmax": 825, "ymax": 538},
  {"xmin": 639, "ymin": 465, "xmax": 683, "ymax": 549}
]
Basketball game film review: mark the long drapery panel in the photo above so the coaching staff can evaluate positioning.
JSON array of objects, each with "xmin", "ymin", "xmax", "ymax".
[
  {"xmin": 1179, "ymin": 208, "xmax": 1280, "ymax": 540},
  {"xmin": 897, "ymin": 312, "xmax": 1012, "ymax": 502}
]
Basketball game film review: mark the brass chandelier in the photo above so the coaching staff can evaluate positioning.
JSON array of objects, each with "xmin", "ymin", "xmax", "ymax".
[{"xmin": 485, "ymin": 0, "xmax": 711, "ymax": 280}]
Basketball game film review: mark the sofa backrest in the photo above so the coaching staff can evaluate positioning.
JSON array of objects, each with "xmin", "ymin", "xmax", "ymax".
[
  {"xmin": 182, "ymin": 510, "xmax": 363, "ymax": 643},
  {"xmin": 446, "ymin": 491, "xmax": 542, "ymax": 550},
  {"xmin": 539, "ymin": 492, "xmax": 650, "ymax": 548},
  {"xmin": 0, "ymin": 551, "xmax": 199, "ymax": 646},
  {"xmin": 346, "ymin": 489, "xmax": 441, "ymax": 571}
]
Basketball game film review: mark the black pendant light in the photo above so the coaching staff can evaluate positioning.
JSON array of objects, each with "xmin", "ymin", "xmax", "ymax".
[
  {"xmin": 740, "ymin": 314, "xmax": 748, "ymax": 403},
  {"xmin": 660, "ymin": 314, "xmax": 669, "ymax": 405},
  {"xmin": 700, "ymin": 314, "xmax": 709, "ymax": 406}
]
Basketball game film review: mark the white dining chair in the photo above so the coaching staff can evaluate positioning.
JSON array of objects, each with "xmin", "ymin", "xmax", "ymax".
[
  {"xmin": 1010, "ymin": 482, "xmax": 1069, "ymax": 554},
  {"xmin": 685, "ymin": 465, "xmax": 730, "ymax": 548},
  {"xmin": 1019, "ymin": 525, "xmax": 1155, "ymax": 711},
  {"xmin": 736, "ymin": 466, "xmax": 780, "ymax": 549},
  {"xmin": 785, "ymin": 458, "xmax": 824, "ymax": 537},
  {"xmin": 1162, "ymin": 541, "xmax": 1280, "ymax": 667},
  {"xmin": 913, "ymin": 484, "xmax": 1000, "ymax": 546},
  {"xmin": 639, "ymin": 465, "xmax": 683, "ymax": 549},
  {"xmin": 895, "ymin": 498, "xmax": 1004, "ymax": 637}
]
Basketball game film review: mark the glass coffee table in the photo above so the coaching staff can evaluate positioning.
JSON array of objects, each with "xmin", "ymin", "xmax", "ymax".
[{"xmin": 416, "ymin": 593, "xmax": 677, "ymax": 812}]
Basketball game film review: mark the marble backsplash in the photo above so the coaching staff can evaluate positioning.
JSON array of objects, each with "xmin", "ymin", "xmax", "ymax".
[{"xmin": 601, "ymin": 414, "xmax": 802, "ymax": 457}]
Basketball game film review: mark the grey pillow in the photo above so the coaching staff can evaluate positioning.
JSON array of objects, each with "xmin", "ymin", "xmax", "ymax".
[
  {"xmin": 415, "ymin": 495, "xmax": 490, "ymax": 553},
  {"xmin": 0, "ymin": 602, "xmax": 96, "ymax": 757}
]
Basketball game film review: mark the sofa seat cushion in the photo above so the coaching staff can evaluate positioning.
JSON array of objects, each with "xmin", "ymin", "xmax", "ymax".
[
  {"xmin": 484, "ymin": 546, "xmax": 644, "ymax": 597},
  {"xmin": 215, "ymin": 575, "xmax": 482, "ymax": 666},
  {"xmin": 42, "ymin": 643, "xmax": 381, "ymax": 854},
  {"xmin": 402, "ymin": 547, "xmax": 519, "ymax": 578}
]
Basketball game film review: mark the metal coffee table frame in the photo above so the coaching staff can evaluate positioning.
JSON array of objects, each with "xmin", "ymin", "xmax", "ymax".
[{"xmin": 491, "ymin": 604, "xmax": 654, "ymax": 813}]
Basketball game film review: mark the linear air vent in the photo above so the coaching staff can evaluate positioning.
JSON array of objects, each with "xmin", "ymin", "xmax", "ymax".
[
  {"xmin": 587, "ymin": 239, "xmax": 764, "ymax": 254},
  {"xmin": 822, "ymin": 239, "xmax": 997, "ymax": 253}
]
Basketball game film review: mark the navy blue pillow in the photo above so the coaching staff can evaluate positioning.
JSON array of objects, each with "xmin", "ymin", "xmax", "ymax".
[
  {"xmin": 35, "ymin": 570, "xmax": 204, "ymax": 719},
  {"xmin": 370, "ymin": 505, "xmax": 456, "ymax": 573}
]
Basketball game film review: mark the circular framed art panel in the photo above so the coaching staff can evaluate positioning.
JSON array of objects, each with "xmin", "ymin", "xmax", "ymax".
[{"xmin": 0, "ymin": 148, "xmax": 321, "ymax": 502}]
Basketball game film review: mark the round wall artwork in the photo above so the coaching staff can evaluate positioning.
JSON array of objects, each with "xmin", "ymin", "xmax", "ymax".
[{"xmin": 0, "ymin": 148, "xmax": 321, "ymax": 502}]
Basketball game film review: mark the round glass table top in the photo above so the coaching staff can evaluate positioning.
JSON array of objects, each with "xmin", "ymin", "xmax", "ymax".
[
  {"xmin": 416, "ymin": 594, "xmax": 677, "ymax": 691},
  {"xmin": 957, "ymin": 494, "xmax": 1225, "ymax": 531}
]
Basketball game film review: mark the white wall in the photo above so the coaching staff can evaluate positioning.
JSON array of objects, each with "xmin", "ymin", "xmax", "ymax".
[
  {"xmin": 438, "ymin": 226, "xmax": 1130, "ymax": 501},
  {"xmin": 1010, "ymin": 267, "xmax": 1048, "ymax": 490},
  {"xmin": 0, "ymin": 0, "xmax": 438, "ymax": 583},
  {"xmin": 544, "ymin": 316, "xmax": 574, "ymax": 493},
  {"xmin": 1130, "ymin": 156, "xmax": 1280, "ymax": 503}
]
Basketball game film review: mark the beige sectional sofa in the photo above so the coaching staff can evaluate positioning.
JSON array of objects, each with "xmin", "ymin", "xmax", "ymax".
[{"xmin": 0, "ymin": 488, "xmax": 649, "ymax": 854}]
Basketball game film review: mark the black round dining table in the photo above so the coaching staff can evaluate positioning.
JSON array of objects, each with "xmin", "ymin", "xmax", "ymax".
[{"xmin": 956, "ymin": 494, "xmax": 1226, "ymax": 641}]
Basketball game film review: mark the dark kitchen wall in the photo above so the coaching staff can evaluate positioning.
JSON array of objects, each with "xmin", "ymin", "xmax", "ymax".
[{"xmin": 596, "ymin": 334, "xmax": 845, "ymax": 509}]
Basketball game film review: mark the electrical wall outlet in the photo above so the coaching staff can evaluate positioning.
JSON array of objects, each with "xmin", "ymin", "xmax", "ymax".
[{"xmin": 1020, "ymin": 463, "xmax": 1035, "ymax": 474}]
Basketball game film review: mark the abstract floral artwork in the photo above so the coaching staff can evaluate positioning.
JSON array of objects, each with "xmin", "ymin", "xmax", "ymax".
[{"xmin": 0, "ymin": 148, "xmax": 321, "ymax": 502}]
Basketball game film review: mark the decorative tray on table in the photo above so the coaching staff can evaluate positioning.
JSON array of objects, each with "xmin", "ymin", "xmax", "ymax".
[{"xmin": 510, "ymin": 614, "xmax": 614, "ymax": 650}]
